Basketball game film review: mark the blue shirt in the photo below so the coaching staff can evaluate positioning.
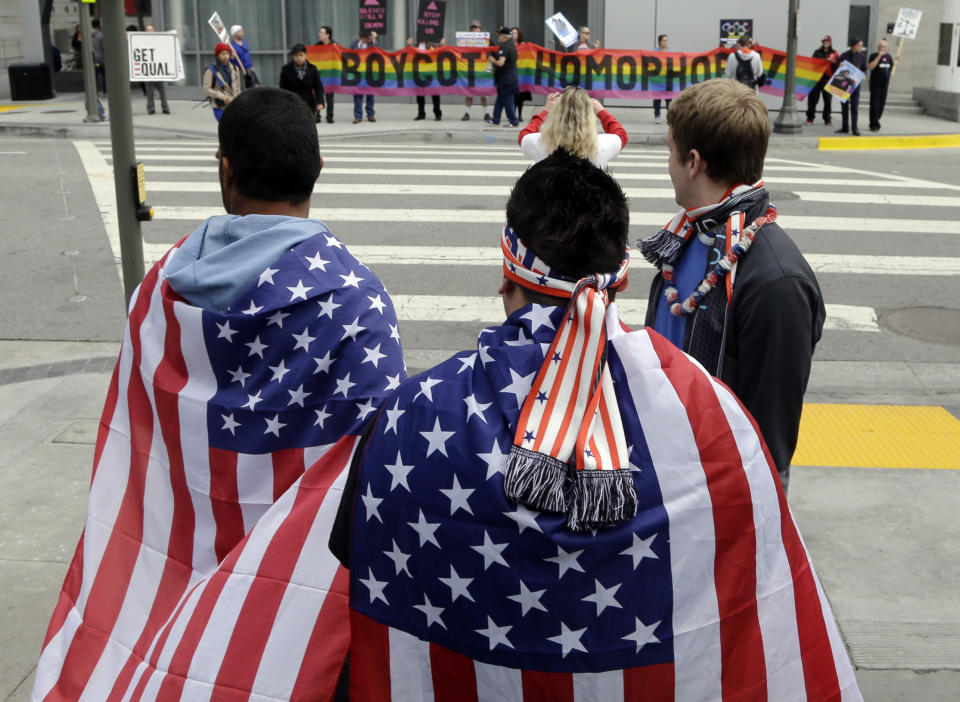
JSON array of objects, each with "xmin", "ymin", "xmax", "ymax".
[
  {"xmin": 653, "ymin": 234, "xmax": 724, "ymax": 348},
  {"xmin": 230, "ymin": 38, "xmax": 253, "ymax": 70}
]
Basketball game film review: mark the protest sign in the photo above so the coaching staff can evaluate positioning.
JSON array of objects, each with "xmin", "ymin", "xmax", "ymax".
[
  {"xmin": 455, "ymin": 31, "xmax": 489, "ymax": 48},
  {"xmin": 545, "ymin": 12, "xmax": 578, "ymax": 48},
  {"xmin": 720, "ymin": 19, "xmax": 753, "ymax": 48},
  {"xmin": 128, "ymin": 32, "xmax": 185, "ymax": 81},
  {"xmin": 892, "ymin": 8, "xmax": 922, "ymax": 39},
  {"xmin": 415, "ymin": 0, "xmax": 446, "ymax": 45},
  {"xmin": 824, "ymin": 59, "xmax": 865, "ymax": 101},
  {"xmin": 360, "ymin": 0, "xmax": 388, "ymax": 36},
  {"xmin": 207, "ymin": 11, "xmax": 228, "ymax": 43}
]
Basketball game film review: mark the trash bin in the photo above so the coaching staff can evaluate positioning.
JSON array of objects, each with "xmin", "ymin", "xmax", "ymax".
[{"xmin": 7, "ymin": 62, "xmax": 54, "ymax": 101}]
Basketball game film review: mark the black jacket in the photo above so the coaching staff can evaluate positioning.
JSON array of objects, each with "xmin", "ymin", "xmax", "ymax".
[
  {"xmin": 645, "ymin": 198, "xmax": 825, "ymax": 481},
  {"xmin": 279, "ymin": 60, "xmax": 324, "ymax": 112}
]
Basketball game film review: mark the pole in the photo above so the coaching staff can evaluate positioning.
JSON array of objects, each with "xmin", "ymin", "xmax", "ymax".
[
  {"xmin": 773, "ymin": 0, "xmax": 803, "ymax": 134},
  {"xmin": 101, "ymin": 0, "xmax": 144, "ymax": 306},
  {"xmin": 78, "ymin": 0, "xmax": 99, "ymax": 122},
  {"xmin": 891, "ymin": 37, "xmax": 905, "ymax": 77}
]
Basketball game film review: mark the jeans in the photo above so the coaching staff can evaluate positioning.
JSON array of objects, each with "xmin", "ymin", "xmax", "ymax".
[
  {"xmin": 145, "ymin": 82, "xmax": 168, "ymax": 113},
  {"xmin": 653, "ymin": 98, "xmax": 671, "ymax": 118},
  {"xmin": 353, "ymin": 94, "xmax": 375, "ymax": 119},
  {"xmin": 840, "ymin": 87, "xmax": 860, "ymax": 133},
  {"xmin": 491, "ymin": 83, "xmax": 517, "ymax": 125},
  {"xmin": 324, "ymin": 92, "xmax": 334, "ymax": 122}
]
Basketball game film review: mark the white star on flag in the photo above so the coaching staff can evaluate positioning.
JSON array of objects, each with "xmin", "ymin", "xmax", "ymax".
[
  {"xmin": 317, "ymin": 292, "xmax": 340, "ymax": 319},
  {"xmin": 268, "ymin": 359, "xmax": 290, "ymax": 382},
  {"xmin": 245, "ymin": 335, "xmax": 268, "ymax": 358},
  {"xmin": 582, "ymin": 579, "xmax": 623, "ymax": 615},
  {"xmin": 478, "ymin": 439, "xmax": 509, "ymax": 480},
  {"xmin": 242, "ymin": 390, "xmax": 263, "ymax": 411},
  {"xmin": 508, "ymin": 580, "xmax": 548, "ymax": 616},
  {"xmin": 359, "ymin": 568, "xmax": 388, "ymax": 604},
  {"xmin": 505, "ymin": 504, "xmax": 543, "ymax": 534},
  {"xmin": 407, "ymin": 509, "xmax": 440, "ymax": 548},
  {"xmin": 521, "ymin": 304, "xmax": 556, "ymax": 333},
  {"xmin": 457, "ymin": 352, "xmax": 477, "ymax": 374},
  {"xmin": 242, "ymin": 299, "xmax": 263, "ymax": 316},
  {"xmin": 264, "ymin": 414, "xmax": 286, "ymax": 437},
  {"xmin": 414, "ymin": 594, "xmax": 446, "ymax": 629},
  {"xmin": 324, "ymin": 234, "xmax": 343, "ymax": 249},
  {"xmin": 292, "ymin": 327, "xmax": 316, "ymax": 352},
  {"xmin": 227, "ymin": 365, "xmax": 250, "ymax": 387},
  {"xmin": 622, "ymin": 617, "xmax": 661, "ymax": 653},
  {"xmin": 362, "ymin": 343, "xmax": 386, "ymax": 368},
  {"xmin": 384, "ymin": 540, "xmax": 412, "ymax": 576},
  {"xmin": 548, "ymin": 623, "xmax": 588, "ymax": 658},
  {"xmin": 313, "ymin": 350, "xmax": 334, "ymax": 374},
  {"xmin": 389, "ymin": 323, "xmax": 400, "ymax": 343},
  {"xmin": 220, "ymin": 413, "xmax": 240, "ymax": 435},
  {"xmin": 420, "ymin": 417, "xmax": 455, "ymax": 457},
  {"xmin": 341, "ymin": 317, "xmax": 366, "ymax": 341},
  {"xmin": 258, "ymin": 266, "xmax": 278, "ymax": 286},
  {"xmin": 500, "ymin": 368, "xmax": 536, "ymax": 407},
  {"xmin": 305, "ymin": 252, "xmax": 330, "ymax": 271},
  {"xmin": 620, "ymin": 533, "xmax": 659, "ymax": 569},
  {"xmin": 439, "ymin": 474, "xmax": 473, "ymax": 515},
  {"xmin": 476, "ymin": 616, "xmax": 514, "ymax": 651},
  {"xmin": 385, "ymin": 450, "xmax": 415, "ymax": 492},
  {"xmin": 216, "ymin": 321, "xmax": 238, "ymax": 341},
  {"xmin": 471, "ymin": 531, "xmax": 509, "ymax": 570},
  {"xmin": 415, "ymin": 376, "xmax": 443, "ymax": 402},
  {"xmin": 361, "ymin": 484, "xmax": 382, "ymax": 523},
  {"xmin": 463, "ymin": 393, "xmax": 491, "ymax": 423},
  {"xmin": 287, "ymin": 384, "xmax": 311, "ymax": 407},
  {"xmin": 439, "ymin": 565, "xmax": 474, "ymax": 603},
  {"xmin": 340, "ymin": 270, "xmax": 363, "ymax": 288},
  {"xmin": 505, "ymin": 327, "xmax": 532, "ymax": 347},
  {"xmin": 313, "ymin": 405, "xmax": 331, "ymax": 428},
  {"xmin": 355, "ymin": 398, "xmax": 377, "ymax": 422},
  {"xmin": 367, "ymin": 294, "xmax": 386, "ymax": 313},
  {"xmin": 335, "ymin": 372, "xmax": 356, "ymax": 397},
  {"xmin": 545, "ymin": 545, "xmax": 585, "ymax": 578},
  {"xmin": 384, "ymin": 373, "xmax": 402, "ymax": 391},
  {"xmin": 266, "ymin": 310, "xmax": 290, "ymax": 328},
  {"xmin": 384, "ymin": 399, "xmax": 405, "ymax": 435},
  {"xmin": 478, "ymin": 342, "xmax": 494, "ymax": 366}
]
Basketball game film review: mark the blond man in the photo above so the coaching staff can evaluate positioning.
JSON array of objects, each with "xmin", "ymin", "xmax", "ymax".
[{"xmin": 640, "ymin": 78, "xmax": 825, "ymax": 493}]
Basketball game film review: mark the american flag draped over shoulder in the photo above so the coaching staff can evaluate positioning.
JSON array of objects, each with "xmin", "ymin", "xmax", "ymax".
[
  {"xmin": 347, "ymin": 303, "xmax": 861, "ymax": 701},
  {"xmin": 33, "ymin": 227, "xmax": 405, "ymax": 701}
]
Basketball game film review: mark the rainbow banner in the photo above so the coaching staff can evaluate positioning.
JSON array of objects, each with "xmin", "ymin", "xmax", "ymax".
[{"xmin": 307, "ymin": 43, "xmax": 831, "ymax": 101}]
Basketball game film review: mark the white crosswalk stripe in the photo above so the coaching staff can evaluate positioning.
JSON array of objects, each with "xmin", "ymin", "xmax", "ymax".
[{"xmin": 78, "ymin": 139, "xmax": 960, "ymax": 348}]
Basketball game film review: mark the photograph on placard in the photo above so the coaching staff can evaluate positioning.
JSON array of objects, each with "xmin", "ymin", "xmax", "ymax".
[
  {"xmin": 824, "ymin": 60, "xmax": 865, "ymax": 101},
  {"xmin": 545, "ymin": 12, "xmax": 578, "ymax": 48}
]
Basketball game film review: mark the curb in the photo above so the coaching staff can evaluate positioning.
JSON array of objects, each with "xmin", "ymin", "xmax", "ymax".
[{"xmin": 818, "ymin": 133, "xmax": 960, "ymax": 150}]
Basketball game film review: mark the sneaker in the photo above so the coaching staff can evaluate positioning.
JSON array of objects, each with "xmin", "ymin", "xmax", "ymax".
[
  {"xmin": 353, "ymin": 118, "xmax": 362, "ymax": 124},
  {"xmin": 805, "ymin": 119, "xmax": 813, "ymax": 125},
  {"xmin": 654, "ymin": 116, "xmax": 662, "ymax": 124},
  {"xmin": 368, "ymin": 117, "xmax": 376, "ymax": 122},
  {"xmin": 147, "ymin": 110, "xmax": 155, "ymax": 115},
  {"xmin": 824, "ymin": 120, "xmax": 832, "ymax": 126},
  {"xmin": 503, "ymin": 122, "xmax": 518, "ymax": 128},
  {"xmin": 434, "ymin": 115, "xmax": 442, "ymax": 121},
  {"xmin": 414, "ymin": 114, "xmax": 426, "ymax": 121},
  {"xmin": 483, "ymin": 113, "xmax": 491, "ymax": 121},
  {"xmin": 162, "ymin": 109, "xmax": 170, "ymax": 115},
  {"xmin": 484, "ymin": 117, "xmax": 496, "ymax": 125},
  {"xmin": 327, "ymin": 119, "xmax": 334, "ymax": 124},
  {"xmin": 834, "ymin": 128, "xmax": 848, "ymax": 134},
  {"xmin": 461, "ymin": 113, "xmax": 470, "ymax": 121}
]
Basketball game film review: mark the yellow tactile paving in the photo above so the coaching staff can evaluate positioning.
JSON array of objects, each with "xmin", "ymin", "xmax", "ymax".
[
  {"xmin": 0, "ymin": 104, "xmax": 26, "ymax": 113},
  {"xmin": 794, "ymin": 404, "xmax": 960, "ymax": 470},
  {"xmin": 818, "ymin": 133, "xmax": 960, "ymax": 150}
]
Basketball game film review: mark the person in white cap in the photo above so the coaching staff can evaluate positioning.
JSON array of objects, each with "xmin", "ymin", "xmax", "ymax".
[{"xmin": 230, "ymin": 24, "xmax": 259, "ymax": 88}]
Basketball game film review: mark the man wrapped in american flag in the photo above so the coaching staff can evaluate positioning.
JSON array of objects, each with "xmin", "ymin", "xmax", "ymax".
[
  {"xmin": 330, "ymin": 150, "xmax": 862, "ymax": 701},
  {"xmin": 33, "ymin": 87, "xmax": 405, "ymax": 701}
]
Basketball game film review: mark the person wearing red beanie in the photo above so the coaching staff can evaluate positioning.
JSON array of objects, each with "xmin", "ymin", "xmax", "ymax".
[{"xmin": 203, "ymin": 43, "xmax": 242, "ymax": 121}]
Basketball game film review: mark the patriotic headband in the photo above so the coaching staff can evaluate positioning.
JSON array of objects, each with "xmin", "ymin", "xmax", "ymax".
[{"xmin": 501, "ymin": 224, "xmax": 636, "ymax": 532}]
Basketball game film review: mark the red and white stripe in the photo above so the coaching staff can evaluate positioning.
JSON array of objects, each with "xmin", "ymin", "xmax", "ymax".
[{"xmin": 33, "ymin": 252, "xmax": 352, "ymax": 701}]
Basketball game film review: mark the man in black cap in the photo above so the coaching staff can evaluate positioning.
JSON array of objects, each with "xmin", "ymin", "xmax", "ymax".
[{"xmin": 485, "ymin": 25, "xmax": 519, "ymax": 127}]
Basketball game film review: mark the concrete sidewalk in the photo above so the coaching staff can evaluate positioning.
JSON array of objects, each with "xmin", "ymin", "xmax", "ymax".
[
  {"xmin": 2, "ymin": 89, "xmax": 959, "ymax": 147},
  {"xmin": 1, "ymin": 90, "xmax": 959, "ymax": 701}
]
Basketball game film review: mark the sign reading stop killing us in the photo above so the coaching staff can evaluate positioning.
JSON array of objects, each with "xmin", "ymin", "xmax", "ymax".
[{"xmin": 128, "ymin": 32, "xmax": 185, "ymax": 81}]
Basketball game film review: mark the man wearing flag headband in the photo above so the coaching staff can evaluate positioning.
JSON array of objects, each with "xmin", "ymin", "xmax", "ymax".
[
  {"xmin": 641, "ymin": 78, "xmax": 825, "ymax": 493},
  {"xmin": 331, "ymin": 150, "xmax": 860, "ymax": 699}
]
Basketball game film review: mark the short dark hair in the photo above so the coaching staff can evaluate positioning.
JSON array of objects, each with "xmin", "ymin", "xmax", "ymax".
[
  {"xmin": 506, "ymin": 150, "xmax": 629, "ymax": 285},
  {"xmin": 91, "ymin": 19, "xmax": 100, "ymax": 28},
  {"xmin": 738, "ymin": 34, "xmax": 752, "ymax": 47},
  {"xmin": 290, "ymin": 42, "xmax": 306, "ymax": 55},
  {"xmin": 320, "ymin": 25, "xmax": 333, "ymax": 40},
  {"xmin": 657, "ymin": 34, "xmax": 668, "ymax": 43},
  {"xmin": 219, "ymin": 87, "xmax": 321, "ymax": 204}
]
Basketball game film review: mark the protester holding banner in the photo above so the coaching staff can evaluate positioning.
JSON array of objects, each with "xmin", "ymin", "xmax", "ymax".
[
  {"xmin": 519, "ymin": 86, "xmax": 627, "ymax": 168},
  {"xmin": 640, "ymin": 79, "xmax": 825, "ymax": 493},
  {"xmin": 202, "ymin": 43, "xmax": 242, "ymax": 121},
  {"xmin": 316, "ymin": 25, "xmax": 337, "ymax": 123},
  {"xmin": 280, "ymin": 43, "xmax": 325, "ymax": 122},
  {"xmin": 462, "ymin": 19, "xmax": 491, "ymax": 121},
  {"xmin": 230, "ymin": 25, "xmax": 259, "ymax": 89},
  {"xmin": 806, "ymin": 35, "xmax": 838, "ymax": 125},
  {"xmin": 868, "ymin": 38, "xmax": 896, "ymax": 132},
  {"xmin": 836, "ymin": 38, "xmax": 867, "ymax": 135},
  {"xmin": 350, "ymin": 29, "xmax": 377, "ymax": 123},
  {"xmin": 575, "ymin": 25, "xmax": 600, "ymax": 50},
  {"xmin": 31, "ymin": 86, "xmax": 406, "ymax": 702},
  {"xmin": 653, "ymin": 33, "xmax": 672, "ymax": 123},
  {"xmin": 330, "ymin": 149, "xmax": 861, "ymax": 701},
  {"xmin": 143, "ymin": 24, "xmax": 171, "ymax": 114},
  {"xmin": 485, "ymin": 26, "xmax": 520, "ymax": 127},
  {"xmin": 511, "ymin": 27, "xmax": 534, "ymax": 120}
]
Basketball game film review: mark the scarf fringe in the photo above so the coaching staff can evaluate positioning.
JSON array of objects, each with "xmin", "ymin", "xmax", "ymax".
[
  {"xmin": 504, "ymin": 445, "xmax": 568, "ymax": 513},
  {"xmin": 638, "ymin": 228, "xmax": 685, "ymax": 266},
  {"xmin": 566, "ymin": 469, "xmax": 638, "ymax": 533}
]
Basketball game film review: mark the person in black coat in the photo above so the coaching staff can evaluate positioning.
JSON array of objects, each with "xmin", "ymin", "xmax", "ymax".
[{"xmin": 279, "ymin": 43, "xmax": 324, "ymax": 122}]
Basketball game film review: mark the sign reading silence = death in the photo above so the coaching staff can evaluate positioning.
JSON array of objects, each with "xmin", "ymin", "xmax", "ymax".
[{"xmin": 360, "ymin": 0, "xmax": 388, "ymax": 35}]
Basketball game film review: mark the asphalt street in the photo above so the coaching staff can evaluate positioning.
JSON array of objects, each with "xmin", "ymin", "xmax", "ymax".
[{"xmin": 0, "ymin": 105, "xmax": 959, "ymax": 700}]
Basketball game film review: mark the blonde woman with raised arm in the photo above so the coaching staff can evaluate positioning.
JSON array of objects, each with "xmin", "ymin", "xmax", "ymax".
[{"xmin": 518, "ymin": 86, "xmax": 627, "ymax": 168}]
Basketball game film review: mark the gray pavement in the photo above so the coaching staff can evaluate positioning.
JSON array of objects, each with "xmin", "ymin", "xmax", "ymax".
[{"xmin": 1, "ymin": 91, "xmax": 959, "ymax": 700}]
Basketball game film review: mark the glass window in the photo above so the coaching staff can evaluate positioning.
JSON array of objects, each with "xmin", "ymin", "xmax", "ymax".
[
  {"xmin": 937, "ymin": 23, "xmax": 952, "ymax": 66},
  {"xmin": 162, "ymin": 0, "xmax": 198, "ymax": 51},
  {"xmin": 195, "ymin": 0, "xmax": 284, "ymax": 54},
  {"xmin": 519, "ymin": 0, "xmax": 547, "ymax": 47},
  {"xmin": 286, "ymin": 0, "xmax": 357, "ymax": 50}
]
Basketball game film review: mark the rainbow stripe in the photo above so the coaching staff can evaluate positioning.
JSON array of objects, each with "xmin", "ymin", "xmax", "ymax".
[{"xmin": 306, "ymin": 43, "xmax": 831, "ymax": 100}]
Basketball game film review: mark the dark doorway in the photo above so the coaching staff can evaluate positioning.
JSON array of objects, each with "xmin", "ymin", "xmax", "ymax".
[{"xmin": 848, "ymin": 5, "xmax": 871, "ymax": 46}]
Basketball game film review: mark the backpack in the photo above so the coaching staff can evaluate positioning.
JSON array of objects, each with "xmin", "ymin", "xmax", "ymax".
[{"xmin": 734, "ymin": 52, "xmax": 757, "ymax": 87}]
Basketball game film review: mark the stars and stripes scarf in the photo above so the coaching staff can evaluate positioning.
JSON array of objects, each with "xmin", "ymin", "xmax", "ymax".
[
  {"xmin": 500, "ymin": 224, "xmax": 633, "ymax": 531},
  {"xmin": 33, "ymin": 225, "xmax": 405, "ymax": 702}
]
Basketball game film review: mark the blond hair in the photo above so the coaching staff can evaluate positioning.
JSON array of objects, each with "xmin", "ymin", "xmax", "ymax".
[
  {"xmin": 540, "ymin": 87, "xmax": 598, "ymax": 160},
  {"xmin": 667, "ymin": 79, "xmax": 769, "ymax": 185}
]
